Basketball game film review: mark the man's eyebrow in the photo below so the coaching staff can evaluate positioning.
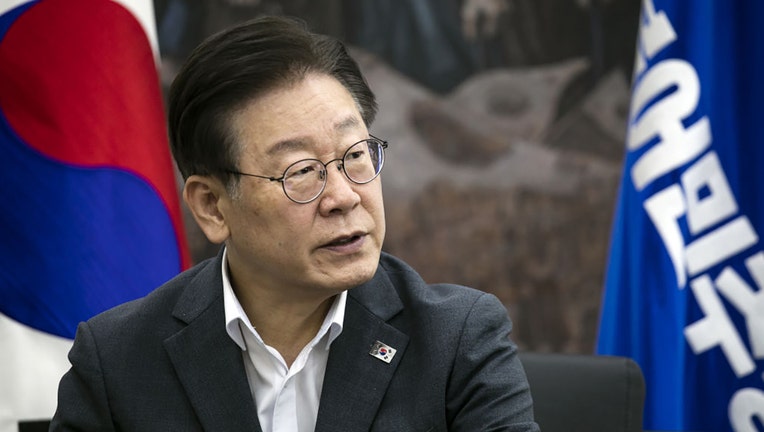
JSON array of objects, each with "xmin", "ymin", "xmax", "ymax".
[
  {"xmin": 334, "ymin": 116, "xmax": 361, "ymax": 132},
  {"xmin": 265, "ymin": 138, "xmax": 310, "ymax": 157},
  {"xmin": 265, "ymin": 116, "xmax": 363, "ymax": 156}
]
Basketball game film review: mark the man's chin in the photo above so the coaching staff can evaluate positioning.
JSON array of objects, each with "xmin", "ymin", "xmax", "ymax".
[{"xmin": 323, "ymin": 256, "xmax": 379, "ymax": 290}]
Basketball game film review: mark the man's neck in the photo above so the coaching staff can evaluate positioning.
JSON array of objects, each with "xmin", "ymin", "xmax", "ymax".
[{"xmin": 236, "ymin": 286, "xmax": 335, "ymax": 367}]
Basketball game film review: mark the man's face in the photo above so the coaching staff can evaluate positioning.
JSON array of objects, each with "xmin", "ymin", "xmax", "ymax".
[{"xmin": 220, "ymin": 73, "xmax": 386, "ymax": 300}]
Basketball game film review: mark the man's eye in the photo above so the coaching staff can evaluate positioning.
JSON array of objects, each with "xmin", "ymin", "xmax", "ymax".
[
  {"xmin": 287, "ymin": 164, "xmax": 316, "ymax": 179},
  {"xmin": 346, "ymin": 150, "xmax": 366, "ymax": 161}
]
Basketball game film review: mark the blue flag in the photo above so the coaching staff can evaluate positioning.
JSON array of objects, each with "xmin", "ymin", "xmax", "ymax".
[{"xmin": 597, "ymin": 1, "xmax": 764, "ymax": 430}]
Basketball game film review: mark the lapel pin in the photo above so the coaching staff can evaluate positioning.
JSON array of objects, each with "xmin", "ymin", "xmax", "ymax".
[{"xmin": 369, "ymin": 340, "xmax": 396, "ymax": 364}]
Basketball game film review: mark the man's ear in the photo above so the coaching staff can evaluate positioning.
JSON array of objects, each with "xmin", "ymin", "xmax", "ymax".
[{"xmin": 183, "ymin": 175, "xmax": 231, "ymax": 244}]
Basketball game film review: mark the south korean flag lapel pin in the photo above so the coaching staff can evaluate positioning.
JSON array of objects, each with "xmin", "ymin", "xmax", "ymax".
[{"xmin": 369, "ymin": 340, "xmax": 396, "ymax": 364}]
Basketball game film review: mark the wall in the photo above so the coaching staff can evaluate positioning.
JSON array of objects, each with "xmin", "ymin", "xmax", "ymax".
[{"xmin": 156, "ymin": 0, "xmax": 641, "ymax": 353}]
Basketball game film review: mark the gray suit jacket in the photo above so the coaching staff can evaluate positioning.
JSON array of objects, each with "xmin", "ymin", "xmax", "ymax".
[{"xmin": 51, "ymin": 252, "xmax": 539, "ymax": 431}]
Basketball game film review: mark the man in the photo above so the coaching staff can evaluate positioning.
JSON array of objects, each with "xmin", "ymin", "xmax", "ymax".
[{"xmin": 51, "ymin": 16, "xmax": 539, "ymax": 432}]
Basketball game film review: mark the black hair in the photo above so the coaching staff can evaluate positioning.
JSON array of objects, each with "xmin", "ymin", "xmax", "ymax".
[{"xmin": 167, "ymin": 15, "xmax": 378, "ymax": 186}]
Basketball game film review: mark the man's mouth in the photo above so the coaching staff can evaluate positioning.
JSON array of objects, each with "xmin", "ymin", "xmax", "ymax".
[{"xmin": 325, "ymin": 234, "xmax": 362, "ymax": 247}]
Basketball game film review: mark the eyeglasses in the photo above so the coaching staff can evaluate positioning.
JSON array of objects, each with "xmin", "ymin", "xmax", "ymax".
[{"xmin": 227, "ymin": 135, "xmax": 388, "ymax": 204}]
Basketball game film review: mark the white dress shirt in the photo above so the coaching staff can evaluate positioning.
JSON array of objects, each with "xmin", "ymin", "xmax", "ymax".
[{"xmin": 221, "ymin": 248, "xmax": 346, "ymax": 432}]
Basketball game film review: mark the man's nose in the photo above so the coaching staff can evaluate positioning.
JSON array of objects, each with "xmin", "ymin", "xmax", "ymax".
[
  {"xmin": 318, "ymin": 160, "xmax": 343, "ymax": 181},
  {"xmin": 318, "ymin": 160, "xmax": 360, "ymax": 213}
]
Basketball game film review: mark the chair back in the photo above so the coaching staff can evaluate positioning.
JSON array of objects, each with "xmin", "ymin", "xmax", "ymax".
[{"xmin": 519, "ymin": 352, "xmax": 645, "ymax": 432}]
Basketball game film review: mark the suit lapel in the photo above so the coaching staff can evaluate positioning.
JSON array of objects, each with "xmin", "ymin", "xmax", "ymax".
[
  {"xmin": 315, "ymin": 268, "xmax": 409, "ymax": 432},
  {"xmin": 163, "ymin": 253, "xmax": 262, "ymax": 432}
]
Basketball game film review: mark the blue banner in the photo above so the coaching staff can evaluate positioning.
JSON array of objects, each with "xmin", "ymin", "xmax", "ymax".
[{"xmin": 597, "ymin": 0, "xmax": 764, "ymax": 430}]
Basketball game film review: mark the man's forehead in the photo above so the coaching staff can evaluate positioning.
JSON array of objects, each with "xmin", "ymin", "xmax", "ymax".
[{"xmin": 263, "ymin": 115, "xmax": 363, "ymax": 157}]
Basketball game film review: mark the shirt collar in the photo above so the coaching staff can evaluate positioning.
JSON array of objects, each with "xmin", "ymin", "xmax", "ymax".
[{"xmin": 222, "ymin": 247, "xmax": 346, "ymax": 351}]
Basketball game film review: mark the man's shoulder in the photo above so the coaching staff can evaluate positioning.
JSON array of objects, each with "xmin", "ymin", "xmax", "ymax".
[
  {"xmin": 377, "ymin": 252, "xmax": 487, "ymax": 308},
  {"xmin": 86, "ymin": 256, "xmax": 218, "ymax": 333},
  {"xmin": 369, "ymin": 253, "xmax": 511, "ymax": 354}
]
